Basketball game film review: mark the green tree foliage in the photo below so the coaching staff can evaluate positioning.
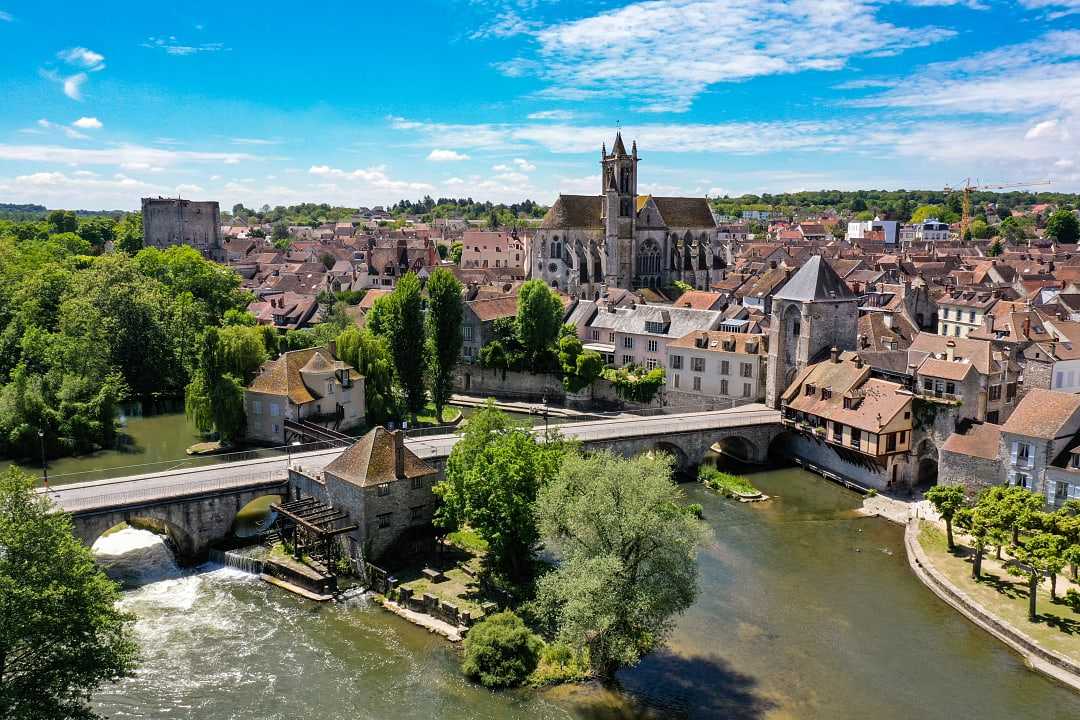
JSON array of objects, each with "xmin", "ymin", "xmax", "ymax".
[
  {"xmin": 449, "ymin": 242, "xmax": 463, "ymax": 264},
  {"xmin": 335, "ymin": 326, "xmax": 397, "ymax": 426},
  {"xmin": 461, "ymin": 611, "xmax": 542, "ymax": 688},
  {"xmin": 516, "ymin": 280, "xmax": 563, "ymax": 371},
  {"xmin": 925, "ymin": 484, "xmax": 966, "ymax": 551},
  {"xmin": 535, "ymin": 450, "xmax": 704, "ymax": 678},
  {"xmin": 0, "ymin": 467, "xmax": 137, "ymax": 719},
  {"xmin": 1011, "ymin": 532, "xmax": 1068, "ymax": 620},
  {"xmin": 601, "ymin": 364, "xmax": 666, "ymax": 404},
  {"xmin": 558, "ymin": 333, "xmax": 602, "ymax": 393},
  {"xmin": 77, "ymin": 216, "xmax": 116, "ymax": 249},
  {"xmin": 271, "ymin": 222, "xmax": 289, "ymax": 241},
  {"xmin": 184, "ymin": 328, "xmax": 247, "ymax": 441},
  {"xmin": 434, "ymin": 403, "xmax": 566, "ymax": 583},
  {"xmin": 1045, "ymin": 209, "xmax": 1080, "ymax": 245},
  {"xmin": 969, "ymin": 218, "xmax": 992, "ymax": 240},
  {"xmin": 986, "ymin": 239, "xmax": 1004, "ymax": 257},
  {"xmin": 46, "ymin": 209, "xmax": 79, "ymax": 235},
  {"xmin": 215, "ymin": 325, "xmax": 269, "ymax": 384},
  {"xmin": 999, "ymin": 216, "xmax": 1027, "ymax": 243},
  {"xmin": 113, "ymin": 212, "xmax": 143, "ymax": 254},
  {"xmin": 910, "ymin": 204, "xmax": 958, "ymax": 224},
  {"xmin": 383, "ymin": 272, "xmax": 427, "ymax": 417},
  {"xmin": 424, "ymin": 268, "xmax": 463, "ymax": 422}
]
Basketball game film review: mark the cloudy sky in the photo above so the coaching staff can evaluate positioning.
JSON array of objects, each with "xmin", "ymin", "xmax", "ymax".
[{"xmin": 0, "ymin": 0, "xmax": 1077, "ymax": 210}]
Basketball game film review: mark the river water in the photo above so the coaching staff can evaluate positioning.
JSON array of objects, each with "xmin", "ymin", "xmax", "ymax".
[{"xmin": 89, "ymin": 463, "xmax": 1080, "ymax": 719}]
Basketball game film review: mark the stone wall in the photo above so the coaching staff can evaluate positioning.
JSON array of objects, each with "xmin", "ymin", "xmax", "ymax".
[
  {"xmin": 141, "ymin": 197, "xmax": 222, "ymax": 259},
  {"xmin": 774, "ymin": 431, "xmax": 908, "ymax": 490},
  {"xmin": 939, "ymin": 448, "xmax": 1001, "ymax": 498},
  {"xmin": 453, "ymin": 366, "xmax": 566, "ymax": 403}
]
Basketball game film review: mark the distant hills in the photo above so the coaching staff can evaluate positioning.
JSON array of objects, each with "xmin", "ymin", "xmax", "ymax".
[{"xmin": 0, "ymin": 203, "xmax": 125, "ymax": 220}]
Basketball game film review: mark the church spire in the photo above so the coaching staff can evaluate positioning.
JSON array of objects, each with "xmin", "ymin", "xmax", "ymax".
[{"xmin": 611, "ymin": 131, "xmax": 627, "ymax": 156}]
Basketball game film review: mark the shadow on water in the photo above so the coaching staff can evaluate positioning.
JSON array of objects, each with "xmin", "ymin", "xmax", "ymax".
[{"xmin": 566, "ymin": 651, "xmax": 775, "ymax": 720}]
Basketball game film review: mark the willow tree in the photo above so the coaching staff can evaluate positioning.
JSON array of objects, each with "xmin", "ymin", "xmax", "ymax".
[
  {"xmin": 0, "ymin": 467, "xmax": 138, "ymax": 719},
  {"xmin": 184, "ymin": 327, "xmax": 246, "ymax": 441},
  {"xmin": 336, "ymin": 325, "xmax": 397, "ymax": 426}
]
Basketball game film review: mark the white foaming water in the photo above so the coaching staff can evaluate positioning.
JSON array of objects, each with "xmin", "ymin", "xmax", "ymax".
[{"xmin": 94, "ymin": 527, "xmax": 184, "ymax": 588}]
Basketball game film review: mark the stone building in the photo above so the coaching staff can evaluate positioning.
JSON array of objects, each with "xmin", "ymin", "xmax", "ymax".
[
  {"xmin": 141, "ymin": 197, "xmax": 223, "ymax": 260},
  {"xmin": 321, "ymin": 427, "xmax": 439, "ymax": 562},
  {"xmin": 530, "ymin": 133, "xmax": 724, "ymax": 298},
  {"xmin": 245, "ymin": 346, "xmax": 365, "ymax": 444},
  {"xmin": 765, "ymin": 255, "xmax": 860, "ymax": 409},
  {"xmin": 665, "ymin": 330, "xmax": 768, "ymax": 407}
]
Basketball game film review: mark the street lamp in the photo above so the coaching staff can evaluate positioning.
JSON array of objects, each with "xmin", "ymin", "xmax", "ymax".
[{"xmin": 37, "ymin": 430, "xmax": 48, "ymax": 489}]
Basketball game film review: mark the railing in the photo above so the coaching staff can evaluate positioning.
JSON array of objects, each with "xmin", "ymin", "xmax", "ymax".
[{"xmin": 52, "ymin": 469, "xmax": 290, "ymax": 513}]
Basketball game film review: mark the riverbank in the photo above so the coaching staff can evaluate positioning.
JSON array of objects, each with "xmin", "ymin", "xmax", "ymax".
[{"xmin": 905, "ymin": 518, "xmax": 1080, "ymax": 693}]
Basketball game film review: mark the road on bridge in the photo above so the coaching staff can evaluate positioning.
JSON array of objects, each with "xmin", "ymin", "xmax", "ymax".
[{"xmin": 45, "ymin": 405, "xmax": 779, "ymax": 513}]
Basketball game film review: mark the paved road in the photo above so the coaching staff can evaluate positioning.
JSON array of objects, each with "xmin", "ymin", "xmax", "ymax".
[{"xmin": 46, "ymin": 405, "xmax": 779, "ymax": 513}]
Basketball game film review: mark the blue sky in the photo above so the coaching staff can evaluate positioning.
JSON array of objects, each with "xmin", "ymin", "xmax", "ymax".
[{"xmin": 0, "ymin": 0, "xmax": 1077, "ymax": 210}]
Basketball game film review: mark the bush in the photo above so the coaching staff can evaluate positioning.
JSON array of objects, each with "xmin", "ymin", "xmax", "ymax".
[
  {"xmin": 699, "ymin": 465, "xmax": 758, "ymax": 496},
  {"xmin": 462, "ymin": 611, "xmax": 542, "ymax": 688},
  {"xmin": 1065, "ymin": 589, "xmax": 1080, "ymax": 613},
  {"xmin": 529, "ymin": 641, "xmax": 591, "ymax": 686},
  {"xmin": 686, "ymin": 503, "xmax": 704, "ymax": 519}
]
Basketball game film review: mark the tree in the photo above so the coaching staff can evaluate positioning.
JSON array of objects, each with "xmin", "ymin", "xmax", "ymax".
[
  {"xmin": 461, "ymin": 611, "xmax": 542, "ymax": 688},
  {"xmin": 0, "ymin": 467, "xmax": 137, "ymax": 719},
  {"xmin": 271, "ymin": 222, "xmax": 289, "ymax": 241},
  {"xmin": 1011, "ymin": 532, "xmax": 1068, "ymax": 620},
  {"xmin": 335, "ymin": 326, "xmax": 397, "ymax": 426},
  {"xmin": 216, "ymin": 325, "xmax": 268, "ymax": 383},
  {"xmin": 184, "ymin": 328, "xmax": 246, "ymax": 441},
  {"xmin": 999, "ymin": 216, "xmax": 1026, "ymax": 243},
  {"xmin": 384, "ymin": 272, "xmax": 427, "ymax": 418},
  {"xmin": 77, "ymin": 216, "xmax": 116, "ymax": 249},
  {"xmin": 113, "ymin": 213, "xmax": 143, "ymax": 254},
  {"xmin": 535, "ymin": 450, "xmax": 705, "ymax": 678},
  {"xmin": 1045, "ymin": 209, "xmax": 1080, "ymax": 245},
  {"xmin": 602, "ymin": 364, "xmax": 666, "ymax": 404},
  {"xmin": 559, "ymin": 333, "xmax": 602, "ymax": 393},
  {"xmin": 516, "ymin": 279, "xmax": 563, "ymax": 371},
  {"xmin": 46, "ymin": 209, "xmax": 78, "ymax": 235},
  {"xmin": 425, "ymin": 268, "xmax": 463, "ymax": 423},
  {"xmin": 956, "ymin": 504, "xmax": 993, "ymax": 579},
  {"xmin": 987, "ymin": 239, "xmax": 1004, "ymax": 257},
  {"xmin": 925, "ymin": 484, "xmax": 966, "ymax": 552},
  {"xmin": 449, "ymin": 242, "xmax": 463, "ymax": 264},
  {"xmin": 434, "ymin": 403, "xmax": 565, "ymax": 583}
]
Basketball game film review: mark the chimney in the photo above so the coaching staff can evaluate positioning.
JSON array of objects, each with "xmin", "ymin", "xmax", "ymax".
[
  {"xmin": 328, "ymin": 339, "xmax": 338, "ymax": 358},
  {"xmin": 830, "ymin": 346, "xmax": 840, "ymax": 364},
  {"xmin": 393, "ymin": 429, "xmax": 405, "ymax": 479},
  {"xmin": 854, "ymin": 354, "xmax": 863, "ymax": 369},
  {"xmin": 983, "ymin": 314, "xmax": 994, "ymax": 334},
  {"xmin": 946, "ymin": 340, "xmax": 955, "ymax": 362}
]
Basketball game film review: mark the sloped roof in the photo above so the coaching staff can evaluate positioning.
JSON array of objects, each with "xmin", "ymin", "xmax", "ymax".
[
  {"xmin": 1002, "ymin": 389, "xmax": 1080, "ymax": 440},
  {"xmin": 539, "ymin": 195, "xmax": 603, "ymax": 229},
  {"xmin": 942, "ymin": 423, "xmax": 1003, "ymax": 460},
  {"xmin": 653, "ymin": 197, "xmax": 716, "ymax": 228},
  {"xmin": 324, "ymin": 427, "xmax": 436, "ymax": 487},
  {"xmin": 248, "ymin": 346, "xmax": 360, "ymax": 405},
  {"xmin": 772, "ymin": 255, "xmax": 857, "ymax": 302}
]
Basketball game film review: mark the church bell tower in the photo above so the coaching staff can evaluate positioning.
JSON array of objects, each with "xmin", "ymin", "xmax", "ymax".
[{"xmin": 601, "ymin": 132, "xmax": 637, "ymax": 288}]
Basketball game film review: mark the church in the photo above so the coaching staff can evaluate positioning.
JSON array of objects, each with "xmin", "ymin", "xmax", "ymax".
[{"xmin": 529, "ymin": 133, "xmax": 725, "ymax": 298}]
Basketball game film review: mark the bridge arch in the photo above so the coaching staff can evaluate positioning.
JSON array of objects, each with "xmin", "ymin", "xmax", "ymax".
[
  {"xmin": 231, "ymin": 494, "xmax": 283, "ymax": 538},
  {"xmin": 650, "ymin": 441, "xmax": 690, "ymax": 472},
  {"xmin": 83, "ymin": 512, "xmax": 198, "ymax": 563},
  {"xmin": 712, "ymin": 435, "xmax": 759, "ymax": 464}
]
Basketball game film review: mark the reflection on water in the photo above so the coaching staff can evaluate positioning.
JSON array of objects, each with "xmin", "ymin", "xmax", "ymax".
[{"xmin": 90, "ymin": 465, "xmax": 1080, "ymax": 719}]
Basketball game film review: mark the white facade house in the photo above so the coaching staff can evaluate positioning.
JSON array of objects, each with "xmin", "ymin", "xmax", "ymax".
[{"xmin": 665, "ymin": 331, "xmax": 768, "ymax": 404}]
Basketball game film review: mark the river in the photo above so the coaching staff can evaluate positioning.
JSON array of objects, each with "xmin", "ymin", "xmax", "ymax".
[{"xmin": 89, "ymin": 462, "xmax": 1080, "ymax": 719}]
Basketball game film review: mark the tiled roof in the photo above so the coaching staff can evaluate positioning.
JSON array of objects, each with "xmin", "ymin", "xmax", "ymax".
[
  {"xmin": 248, "ymin": 346, "xmax": 359, "ymax": 405},
  {"xmin": 1002, "ymin": 389, "xmax": 1080, "ymax": 440},
  {"xmin": 773, "ymin": 255, "xmax": 856, "ymax": 302},
  {"xmin": 324, "ymin": 427, "xmax": 436, "ymax": 487},
  {"xmin": 652, "ymin": 197, "xmax": 716, "ymax": 228},
  {"xmin": 942, "ymin": 423, "xmax": 1003, "ymax": 460},
  {"xmin": 467, "ymin": 295, "xmax": 519, "ymax": 322},
  {"xmin": 673, "ymin": 290, "xmax": 725, "ymax": 311},
  {"xmin": 667, "ymin": 330, "xmax": 767, "ymax": 355},
  {"xmin": 539, "ymin": 195, "xmax": 603, "ymax": 229}
]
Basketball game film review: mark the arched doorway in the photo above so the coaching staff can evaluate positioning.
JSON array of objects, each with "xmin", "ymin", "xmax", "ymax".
[{"xmin": 917, "ymin": 457, "xmax": 939, "ymax": 487}]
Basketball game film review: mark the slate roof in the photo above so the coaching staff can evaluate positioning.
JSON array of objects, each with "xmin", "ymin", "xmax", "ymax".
[
  {"xmin": 772, "ymin": 255, "xmax": 857, "ymax": 302},
  {"xmin": 586, "ymin": 304, "xmax": 721, "ymax": 338},
  {"xmin": 539, "ymin": 195, "xmax": 603, "ymax": 229},
  {"xmin": 653, "ymin": 197, "xmax": 716, "ymax": 228},
  {"xmin": 324, "ymin": 427, "xmax": 436, "ymax": 487}
]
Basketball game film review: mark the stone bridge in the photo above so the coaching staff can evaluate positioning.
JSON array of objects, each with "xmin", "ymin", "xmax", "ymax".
[{"xmin": 49, "ymin": 406, "xmax": 780, "ymax": 563}]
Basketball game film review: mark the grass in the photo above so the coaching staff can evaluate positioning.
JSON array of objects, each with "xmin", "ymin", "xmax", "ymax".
[
  {"xmin": 917, "ymin": 521, "xmax": 1080, "ymax": 663},
  {"xmin": 528, "ymin": 642, "xmax": 591, "ymax": 686},
  {"xmin": 447, "ymin": 527, "xmax": 489, "ymax": 554},
  {"xmin": 414, "ymin": 402, "xmax": 463, "ymax": 428},
  {"xmin": 396, "ymin": 534, "xmax": 491, "ymax": 617},
  {"xmin": 699, "ymin": 465, "xmax": 759, "ymax": 496}
]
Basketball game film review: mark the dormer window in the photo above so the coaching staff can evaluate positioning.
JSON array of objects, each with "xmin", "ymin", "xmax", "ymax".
[{"xmin": 805, "ymin": 383, "xmax": 816, "ymax": 397}]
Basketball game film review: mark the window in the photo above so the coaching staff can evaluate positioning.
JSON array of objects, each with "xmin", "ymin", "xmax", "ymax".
[
  {"xmin": 693, "ymin": 376, "xmax": 702, "ymax": 391},
  {"xmin": 833, "ymin": 422, "xmax": 843, "ymax": 441},
  {"xmin": 692, "ymin": 357, "xmax": 706, "ymax": 372},
  {"xmin": 792, "ymin": 320, "xmax": 801, "ymax": 336},
  {"xmin": 720, "ymin": 360, "xmax": 730, "ymax": 375},
  {"xmin": 1013, "ymin": 472, "xmax": 1029, "ymax": 489},
  {"xmin": 945, "ymin": 382, "xmax": 956, "ymax": 395},
  {"xmin": 742, "ymin": 383, "xmax": 752, "ymax": 398},
  {"xmin": 591, "ymin": 330, "xmax": 600, "ymax": 341},
  {"xmin": 851, "ymin": 428, "xmax": 861, "ymax": 448},
  {"xmin": 270, "ymin": 403, "xmax": 281, "ymax": 417},
  {"xmin": 377, "ymin": 483, "xmax": 391, "ymax": 497},
  {"xmin": 674, "ymin": 373, "xmax": 680, "ymax": 389},
  {"xmin": 411, "ymin": 476, "xmax": 423, "ymax": 490},
  {"xmin": 410, "ymin": 505, "xmax": 425, "ymax": 523},
  {"xmin": 741, "ymin": 362, "xmax": 753, "ymax": 378},
  {"xmin": 622, "ymin": 354, "xmax": 634, "ymax": 365},
  {"xmin": 463, "ymin": 325, "xmax": 474, "ymax": 340},
  {"xmin": 377, "ymin": 512, "xmax": 392, "ymax": 529},
  {"xmin": 1057, "ymin": 482, "xmax": 1070, "ymax": 501},
  {"xmin": 899, "ymin": 431, "xmax": 907, "ymax": 445},
  {"xmin": 886, "ymin": 433, "xmax": 897, "ymax": 452},
  {"xmin": 1013, "ymin": 441, "xmax": 1032, "ymax": 467},
  {"xmin": 954, "ymin": 326, "xmax": 961, "ymax": 337},
  {"xmin": 609, "ymin": 333, "xmax": 615, "ymax": 343},
  {"xmin": 647, "ymin": 339, "xmax": 659, "ymax": 353},
  {"xmin": 970, "ymin": 311, "xmax": 976, "ymax": 323},
  {"xmin": 252, "ymin": 400, "xmax": 262, "ymax": 415},
  {"xmin": 646, "ymin": 358, "xmax": 658, "ymax": 370},
  {"xmin": 720, "ymin": 379, "xmax": 728, "ymax": 395},
  {"xmin": 623, "ymin": 336, "xmax": 634, "ymax": 349},
  {"xmin": 923, "ymin": 379, "xmax": 933, "ymax": 391},
  {"xmin": 988, "ymin": 385, "xmax": 1001, "ymax": 401},
  {"xmin": 671, "ymin": 354, "xmax": 684, "ymax": 370}
]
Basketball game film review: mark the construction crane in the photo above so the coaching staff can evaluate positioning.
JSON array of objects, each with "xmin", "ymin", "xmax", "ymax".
[{"xmin": 944, "ymin": 178, "xmax": 1052, "ymax": 239}]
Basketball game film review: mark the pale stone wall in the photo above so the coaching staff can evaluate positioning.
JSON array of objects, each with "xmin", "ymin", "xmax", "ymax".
[{"xmin": 141, "ymin": 198, "xmax": 222, "ymax": 259}]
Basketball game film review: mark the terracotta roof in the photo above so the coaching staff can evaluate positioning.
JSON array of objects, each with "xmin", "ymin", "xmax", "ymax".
[
  {"xmin": 917, "ymin": 356, "xmax": 975, "ymax": 382},
  {"xmin": 673, "ymin": 290, "xmax": 725, "ymax": 311},
  {"xmin": 942, "ymin": 423, "xmax": 1003, "ymax": 460},
  {"xmin": 785, "ymin": 354, "xmax": 912, "ymax": 433},
  {"xmin": 1003, "ymin": 389, "xmax": 1080, "ymax": 439},
  {"xmin": 468, "ymin": 295, "xmax": 519, "ymax": 322},
  {"xmin": 324, "ymin": 427, "xmax": 436, "ymax": 487},
  {"xmin": 667, "ymin": 330, "xmax": 767, "ymax": 355}
]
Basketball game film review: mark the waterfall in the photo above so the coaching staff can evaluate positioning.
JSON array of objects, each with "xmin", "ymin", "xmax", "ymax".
[
  {"xmin": 208, "ymin": 548, "xmax": 265, "ymax": 575},
  {"xmin": 94, "ymin": 527, "xmax": 184, "ymax": 588}
]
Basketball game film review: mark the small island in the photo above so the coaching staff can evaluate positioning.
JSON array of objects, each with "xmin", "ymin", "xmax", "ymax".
[{"xmin": 699, "ymin": 465, "xmax": 768, "ymax": 502}]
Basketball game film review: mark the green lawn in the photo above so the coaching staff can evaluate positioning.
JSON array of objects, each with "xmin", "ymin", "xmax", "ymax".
[
  {"xmin": 918, "ymin": 521, "xmax": 1080, "ymax": 662},
  {"xmin": 414, "ymin": 402, "xmax": 463, "ymax": 428},
  {"xmin": 699, "ymin": 465, "xmax": 759, "ymax": 496}
]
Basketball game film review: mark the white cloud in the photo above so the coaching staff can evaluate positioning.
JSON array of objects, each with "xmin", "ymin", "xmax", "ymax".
[
  {"xmin": 142, "ymin": 36, "xmax": 228, "ymax": 56},
  {"xmin": 175, "ymin": 183, "xmax": 204, "ymax": 194},
  {"xmin": 527, "ymin": 110, "xmax": 575, "ymax": 121},
  {"xmin": 230, "ymin": 137, "xmax": 281, "ymax": 145},
  {"xmin": 62, "ymin": 73, "xmax": 87, "ymax": 101},
  {"xmin": 1026, "ymin": 119, "xmax": 1063, "ymax": 140},
  {"xmin": 58, "ymin": 47, "xmax": 105, "ymax": 71},
  {"xmin": 308, "ymin": 164, "xmax": 434, "ymax": 191},
  {"xmin": 72, "ymin": 116, "xmax": 102, "ymax": 129},
  {"xmin": 427, "ymin": 148, "xmax": 471, "ymax": 162},
  {"xmin": 469, "ymin": 10, "xmax": 540, "ymax": 39},
  {"xmin": 446, "ymin": 177, "xmax": 465, "ymax": 185},
  {"xmin": 490, "ymin": 0, "xmax": 956, "ymax": 112},
  {"xmin": 0, "ymin": 143, "xmax": 256, "ymax": 167},
  {"xmin": 513, "ymin": 158, "xmax": 535, "ymax": 171}
]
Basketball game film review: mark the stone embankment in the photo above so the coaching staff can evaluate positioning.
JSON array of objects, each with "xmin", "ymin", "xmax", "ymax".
[{"xmin": 904, "ymin": 519, "xmax": 1080, "ymax": 693}]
